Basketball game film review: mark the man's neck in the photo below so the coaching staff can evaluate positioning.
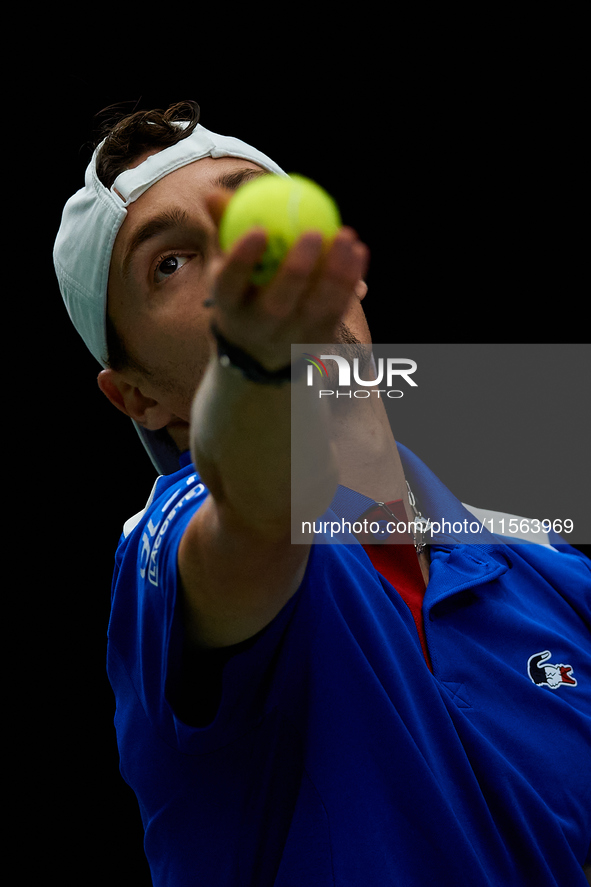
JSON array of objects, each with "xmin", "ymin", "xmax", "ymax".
[
  {"xmin": 330, "ymin": 396, "xmax": 408, "ymax": 507},
  {"xmin": 330, "ymin": 396, "xmax": 431, "ymax": 584}
]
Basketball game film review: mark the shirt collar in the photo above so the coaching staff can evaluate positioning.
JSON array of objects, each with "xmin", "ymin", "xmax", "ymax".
[
  {"xmin": 330, "ymin": 441, "xmax": 499, "ymax": 547},
  {"xmin": 179, "ymin": 449, "xmax": 193, "ymax": 469}
]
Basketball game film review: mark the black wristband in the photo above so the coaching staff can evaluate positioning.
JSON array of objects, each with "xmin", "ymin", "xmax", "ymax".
[{"xmin": 211, "ymin": 324, "xmax": 303, "ymax": 385}]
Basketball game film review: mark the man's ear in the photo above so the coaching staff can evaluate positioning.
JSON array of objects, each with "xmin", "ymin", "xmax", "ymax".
[{"xmin": 97, "ymin": 369, "xmax": 174, "ymax": 431}]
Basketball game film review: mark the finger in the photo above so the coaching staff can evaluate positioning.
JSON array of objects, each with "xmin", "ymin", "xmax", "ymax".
[
  {"xmin": 205, "ymin": 188, "xmax": 233, "ymax": 227},
  {"xmin": 213, "ymin": 228, "xmax": 268, "ymax": 310},
  {"xmin": 257, "ymin": 228, "xmax": 362, "ymax": 318},
  {"xmin": 323, "ymin": 228, "xmax": 370, "ymax": 287},
  {"xmin": 300, "ymin": 231, "xmax": 369, "ymax": 322},
  {"xmin": 258, "ymin": 232, "xmax": 325, "ymax": 318},
  {"xmin": 327, "ymin": 237, "xmax": 369, "ymax": 314},
  {"xmin": 355, "ymin": 279, "xmax": 368, "ymax": 301}
]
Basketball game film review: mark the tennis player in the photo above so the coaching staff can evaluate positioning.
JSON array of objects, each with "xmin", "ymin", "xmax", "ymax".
[{"xmin": 54, "ymin": 100, "xmax": 591, "ymax": 886}]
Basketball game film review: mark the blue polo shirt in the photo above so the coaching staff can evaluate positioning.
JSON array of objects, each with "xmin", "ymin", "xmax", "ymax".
[{"xmin": 107, "ymin": 444, "xmax": 591, "ymax": 886}]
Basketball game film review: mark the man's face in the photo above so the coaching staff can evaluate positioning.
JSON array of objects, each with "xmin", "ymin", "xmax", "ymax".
[{"xmin": 106, "ymin": 155, "xmax": 370, "ymax": 441}]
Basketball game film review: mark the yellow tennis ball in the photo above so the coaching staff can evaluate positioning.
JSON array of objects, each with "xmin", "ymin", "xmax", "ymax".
[{"xmin": 219, "ymin": 174, "xmax": 342, "ymax": 286}]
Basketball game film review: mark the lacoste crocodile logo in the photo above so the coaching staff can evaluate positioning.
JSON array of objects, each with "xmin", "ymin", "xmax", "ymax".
[{"xmin": 527, "ymin": 650, "xmax": 577, "ymax": 689}]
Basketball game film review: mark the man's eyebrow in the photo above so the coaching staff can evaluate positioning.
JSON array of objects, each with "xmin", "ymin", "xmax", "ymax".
[
  {"xmin": 213, "ymin": 167, "xmax": 270, "ymax": 190},
  {"xmin": 121, "ymin": 208, "xmax": 191, "ymax": 281}
]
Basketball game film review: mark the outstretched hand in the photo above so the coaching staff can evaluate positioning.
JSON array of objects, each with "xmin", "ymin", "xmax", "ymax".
[{"xmin": 205, "ymin": 190, "xmax": 369, "ymax": 372}]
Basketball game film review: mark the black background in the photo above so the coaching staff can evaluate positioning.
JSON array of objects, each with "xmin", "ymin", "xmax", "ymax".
[{"xmin": 26, "ymin": 26, "xmax": 587, "ymax": 885}]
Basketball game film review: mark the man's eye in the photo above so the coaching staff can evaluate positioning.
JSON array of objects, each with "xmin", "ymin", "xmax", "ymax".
[{"xmin": 154, "ymin": 254, "xmax": 189, "ymax": 282}]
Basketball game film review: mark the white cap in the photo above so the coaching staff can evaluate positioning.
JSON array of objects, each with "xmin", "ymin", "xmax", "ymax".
[{"xmin": 53, "ymin": 123, "xmax": 288, "ymax": 474}]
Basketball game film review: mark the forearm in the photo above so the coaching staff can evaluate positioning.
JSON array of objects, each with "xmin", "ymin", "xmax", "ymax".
[{"xmin": 190, "ymin": 352, "xmax": 337, "ymax": 539}]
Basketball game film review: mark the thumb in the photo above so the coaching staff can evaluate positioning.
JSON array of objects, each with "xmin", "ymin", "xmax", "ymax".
[{"xmin": 205, "ymin": 188, "xmax": 233, "ymax": 228}]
